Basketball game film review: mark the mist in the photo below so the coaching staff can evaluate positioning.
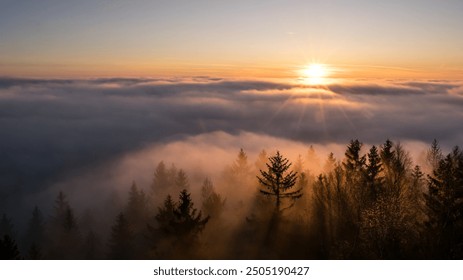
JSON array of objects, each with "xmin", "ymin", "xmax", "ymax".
[{"xmin": 1, "ymin": 76, "xmax": 462, "ymax": 259}]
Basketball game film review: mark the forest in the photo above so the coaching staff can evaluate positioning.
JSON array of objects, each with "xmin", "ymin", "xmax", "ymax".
[{"xmin": 1, "ymin": 139, "xmax": 462, "ymax": 260}]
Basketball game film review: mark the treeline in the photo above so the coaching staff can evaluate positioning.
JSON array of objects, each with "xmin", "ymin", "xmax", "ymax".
[{"xmin": 1, "ymin": 139, "xmax": 462, "ymax": 259}]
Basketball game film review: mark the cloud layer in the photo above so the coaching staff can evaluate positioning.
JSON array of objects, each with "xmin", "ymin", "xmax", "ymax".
[{"xmin": 1, "ymin": 76, "xmax": 462, "ymax": 198}]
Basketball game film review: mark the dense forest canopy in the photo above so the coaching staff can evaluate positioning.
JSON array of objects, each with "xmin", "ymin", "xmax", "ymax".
[{"xmin": 1, "ymin": 139, "xmax": 462, "ymax": 259}]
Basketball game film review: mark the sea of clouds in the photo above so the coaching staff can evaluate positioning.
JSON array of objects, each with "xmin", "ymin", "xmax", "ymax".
[{"xmin": 1, "ymin": 76, "xmax": 462, "ymax": 221}]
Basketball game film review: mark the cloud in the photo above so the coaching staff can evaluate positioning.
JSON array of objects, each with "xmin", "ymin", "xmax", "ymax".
[{"xmin": 1, "ymin": 77, "xmax": 462, "ymax": 204}]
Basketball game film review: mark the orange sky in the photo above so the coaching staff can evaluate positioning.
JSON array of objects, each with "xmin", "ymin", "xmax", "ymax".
[{"xmin": 1, "ymin": 1, "xmax": 463, "ymax": 79}]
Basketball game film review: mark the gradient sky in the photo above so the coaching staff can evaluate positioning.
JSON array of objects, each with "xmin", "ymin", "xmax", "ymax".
[{"xmin": 1, "ymin": 0, "xmax": 463, "ymax": 78}]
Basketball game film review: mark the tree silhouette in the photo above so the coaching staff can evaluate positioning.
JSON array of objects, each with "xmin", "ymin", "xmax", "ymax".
[
  {"xmin": 426, "ymin": 139, "xmax": 443, "ymax": 171},
  {"xmin": 148, "ymin": 190, "xmax": 209, "ymax": 258},
  {"xmin": 108, "ymin": 213, "xmax": 133, "ymax": 260},
  {"xmin": 232, "ymin": 148, "xmax": 249, "ymax": 175},
  {"xmin": 424, "ymin": 146, "xmax": 463, "ymax": 258},
  {"xmin": 46, "ymin": 192, "xmax": 81, "ymax": 259},
  {"xmin": 150, "ymin": 161, "xmax": 176, "ymax": 196},
  {"xmin": 0, "ymin": 235, "xmax": 20, "ymax": 260},
  {"xmin": 257, "ymin": 151, "xmax": 302, "ymax": 214},
  {"xmin": 175, "ymin": 169, "xmax": 190, "ymax": 191},
  {"xmin": 201, "ymin": 178, "xmax": 226, "ymax": 219},
  {"xmin": 173, "ymin": 190, "xmax": 209, "ymax": 240},
  {"xmin": 83, "ymin": 230, "xmax": 101, "ymax": 260},
  {"xmin": 126, "ymin": 182, "xmax": 148, "ymax": 229},
  {"xmin": 0, "ymin": 214, "xmax": 15, "ymax": 238},
  {"xmin": 365, "ymin": 145, "xmax": 384, "ymax": 201},
  {"xmin": 23, "ymin": 206, "xmax": 45, "ymax": 259}
]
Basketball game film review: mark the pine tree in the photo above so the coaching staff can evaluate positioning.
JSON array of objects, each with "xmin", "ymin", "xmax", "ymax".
[
  {"xmin": 126, "ymin": 181, "xmax": 148, "ymax": 230},
  {"xmin": 342, "ymin": 140, "xmax": 366, "ymax": 211},
  {"xmin": 51, "ymin": 191, "xmax": 70, "ymax": 227},
  {"xmin": 427, "ymin": 139, "xmax": 443, "ymax": 172},
  {"xmin": 411, "ymin": 165, "xmax": 424, "ymax": 191},
  {"xmin": 46, "ymin": 192, "xmax": 81, "ymax": 259},
  {"xmin": 343, "ymin": 139, "xmax": 366, "ymax": 177},
  {"xmin": 148, "ymin": 190, "xmax": 209, "ymax": 258},
  {"xmin": 323, "ymin": 152, "xmax": 337, "ymax": 173},
  {"xmin": 173, "ymin": 190, "xmax": 209, "ymax": 241},
  {"xmin": 254, "ymin": 149, "xmax": 268, "ymax": 172},
  {"xmin": 175, "ymin": 169, "xmax": 190, "ymax": 191},
  {"xmin": 23, "ymin": 206, "xmax": 45, "ymax": 259},
  {"xmin": 151, "ymin": 161, "xmax": 169, "ymax": 194},
  {"xmin": 0, "ymin": 214, "xmax": 15, "ymax": 238},
  {"xmin": 232, "ymin": 148, "xmax": 249, "ymax": 175},
  {"xmin": 365, "ymin": 145, "xmax": 384, "ymax": 201},
  {"xmin": 306, "ymin": 145, "xmax": 321, "ymax": 172},
  {"xmin": 424, "ymin": 146, "xmax": 463, "ymax": 258},
  {"xmin": 108, "ymin": 213, "xmax": 133, "ymax": 260},
  {"xmin": 153, "ymin": 195, "xmax": 176, "ymax": 235},
  {"xmin": 0, "ymin": 235, "xmax": 20, "ymax": 260},
  {"xmin": 257, "ymin": 151, "xmax": 301, "ymax": 214},
  {"xmin": 201, "ymin": 178, "xmax": 226, "ymax": 219}
]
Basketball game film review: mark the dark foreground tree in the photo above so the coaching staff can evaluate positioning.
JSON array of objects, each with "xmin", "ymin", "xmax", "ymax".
[
  {"xmin": 147, "ymin": 190, "xmax": 209, "ymax": 258},
  {"xmin": 424, "ymin": 146, "xmax": 463, "ymax": 258},
  {"xmin": 257, "ymin": 151, "xmax": 302, "ymax": 214},
  {"xmin": 0, "ymin": 235, "xmax": 20, "ymax": 260},
  {"xmin": 108, "ymin": 213, "xmax": 133, "ymax": 259}
]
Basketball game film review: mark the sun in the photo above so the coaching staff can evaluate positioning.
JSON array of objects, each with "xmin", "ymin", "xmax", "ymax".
[{"xmin": 299, "ymin": 63, "xmax": 330, "ymax": 85}]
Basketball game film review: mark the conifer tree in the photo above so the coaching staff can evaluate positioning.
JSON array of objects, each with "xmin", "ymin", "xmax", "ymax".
[
  {"xmin": 148, "ymin": 190, "xmax": 209, "ymax": 258},
  {"xmin": 0, "ymin": 235, "xmax": 20, "ymax": 260},
  {"xmin": 83, "ymin": 230, "xmax": 101, "ymax": 260},
  {"xmin": 126, "ymin": 181, "xmax": 148, "ymax": 230},
  {"xmin": 427, "ymin": 139, "xmax": 443, "ymax": 171},
  {"xmin": 201, "ymin": 178, "xmax": 226, "ymax": 219},
  {"xmin": 46, "ymin": 192, "xmax": 81, "ymax": 259},
  {"xmin": 343, "ymin": 140, "xmax": 366, "ymax": 211},
  {"xmin": 151, "ymin": 161, "xmax": 169, "ymax": 194},
  {"xmin": 0, "ymin": 214, "xmax": 15, "ymax": 238},
  {"xmin": 365, "ymin": 145, "xmax": 384, "ymax": 201},
  {"xmin": 23, "ymin": 206, "xmax": 45, "ymax": 259},
  {"xmin": 175, "ymin": 169, "xmax": 190, "ymax": 191},
  {"xmin": 424, "ymin": 146, "xmax": 463, "ymax": 258},
  {"xmin": 108, "ymin": 213, "xmax": 133, "ymax": 260},
  {"xmin": 255, "ymin": 149, "xmax": 268, "ymax": 173},
  {"xmin": 343, "ymin": 139, "xmax": 366, "ymax": 177},
  {"xmin": 257, "ymin": 151, "xmax": 301, "ymax": 214},
  {"xmin": 232, "ymin": 148, "xmax": 249, "ymax": 175},
  {"xmin": 173, "ymin": 190, "xmax": 209, "ymax": 241}
]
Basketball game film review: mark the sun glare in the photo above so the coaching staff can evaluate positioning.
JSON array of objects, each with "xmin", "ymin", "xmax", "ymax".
[{"xmin": 300, "ymin": 63, "xmax": 330, "ymax": 85}]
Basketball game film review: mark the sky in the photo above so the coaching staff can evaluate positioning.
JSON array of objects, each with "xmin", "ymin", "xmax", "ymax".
[{"xmin": 1, "ymin": 0, "xmax": 463, "ymax": 78}]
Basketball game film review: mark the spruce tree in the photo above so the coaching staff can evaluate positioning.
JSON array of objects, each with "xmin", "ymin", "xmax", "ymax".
[
  {"xmin": 126, "ymin": 181, "xmax": 148, "ymax": 230},
  {"xmin": 108, "ymin": 213, "xmax": 133, "ymax": 260},
  {"xmin": 365, "ymin": 145, "xmax": 384, "ymax": 201},
  {"xmin": 24, "ymin": 206, "xmax": 45, "ymax": 259},
  {"xmin": 46, "ymin": 192, "xmax": 81, "ymax": 259},
  {"xmin": 424, "ymin": 146, "xmax": 463, "ymax": 258},
  {"xmin": 201, "ymin": 178, "xmax": 226, "ymax": 219},
  {"xmin": 257, "ymin": 151, "xmax": 301, "ymax": 214},
  {"xmin": 148, "ymin": 190, "xmax": 209, "ymax": 258},
  {"xmin": 0, "ymin": 235, "xmax": 20, "ymax": 260},
  {"xmin": 232, "ymin": 148, "xmax": 249, "ymax": 175},
  {"xmin": 175, "ymin": 169, "xmax": 190, "ymax": 191}
]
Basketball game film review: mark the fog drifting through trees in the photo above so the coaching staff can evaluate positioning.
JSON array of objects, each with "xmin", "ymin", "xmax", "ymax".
[{"xmin": 1, "ymin": 137, "xmax": 462, "ymax": 259}]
